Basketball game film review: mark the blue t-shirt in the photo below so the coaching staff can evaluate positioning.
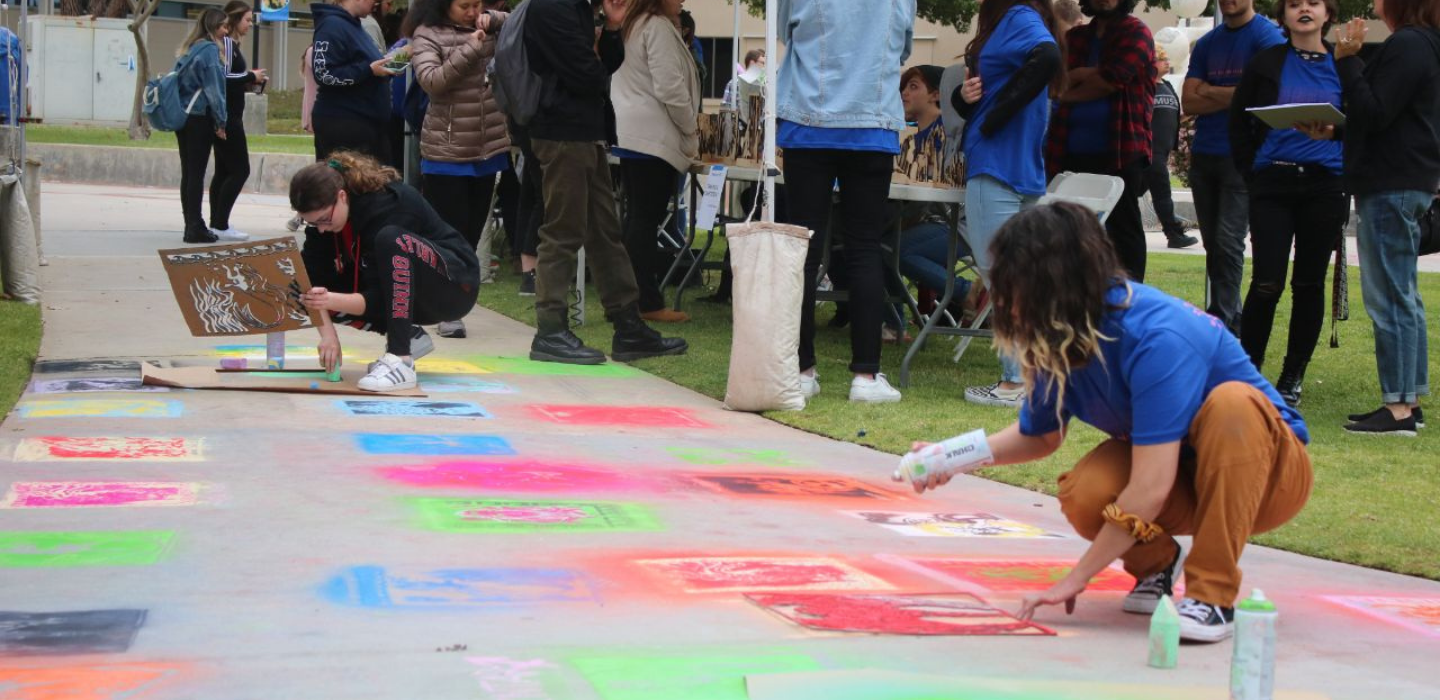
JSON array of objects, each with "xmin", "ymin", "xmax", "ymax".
[
  {"xmin": 420, "ymin": 153, "xmax": 511, "ymax": 177},
  {"xmin": 1019, "ymin": 282, "xmax": 1309, "ymax": 446},
  {"xmin": 1066, "ymin": 41, "xmax": 1112, "ymax": 155},
  {"xmin": 1254, "ymin": 49, "xmax": 1344, "ymax": 174},
  {"xmin": 777, "ymin": 120, "xmax": 901, "ymax": 154},
  {"xmin": 1187, "ymin": 15, "xmax": 1285, "ymax": 155},
  {"xmin": 964, "ymin": 5, "xmax": 1056, "ymax": 196}
]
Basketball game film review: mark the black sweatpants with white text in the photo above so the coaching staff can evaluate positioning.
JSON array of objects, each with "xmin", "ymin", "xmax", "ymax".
[{"xmin": 372, "ymin": 226, "xmax": 477, "ymax": 356}]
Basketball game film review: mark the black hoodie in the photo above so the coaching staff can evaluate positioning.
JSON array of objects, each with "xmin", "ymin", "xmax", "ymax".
[
  {"xmin": 523, "ymin": 0, "xmax": 625, "ymax": 142},
  {"xmin": 1337, "ymin": 27, "xmax": 1440, "ymax": 195},
  {"xmin": 311, "ymin": 3, "xmax": 390, "ymax": 123}
]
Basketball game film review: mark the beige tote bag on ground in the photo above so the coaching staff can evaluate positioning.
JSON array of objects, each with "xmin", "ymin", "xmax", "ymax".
[{"xmin": 723, "ymin": 219, "xmax": 812, "ymax": 412}]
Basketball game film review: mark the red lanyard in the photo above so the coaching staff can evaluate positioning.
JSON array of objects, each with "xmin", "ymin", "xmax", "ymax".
[{"xmin": 333, "ymin": 223, "xmax": 361, "ymax": 294}]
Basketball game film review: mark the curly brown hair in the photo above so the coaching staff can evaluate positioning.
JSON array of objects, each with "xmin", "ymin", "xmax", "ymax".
[
  {"xmin": 989, "ymin": 202, "xmax": 1131, "ymax": 416},
  {"xmin": 289, "ymin": 151, "xmax": 400, "ymax": 214}
]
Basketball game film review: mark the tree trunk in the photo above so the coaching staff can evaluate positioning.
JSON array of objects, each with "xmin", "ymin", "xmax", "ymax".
[{"xmin": 126, "ymin": 0, "xmax": 160, "ymax": 140}]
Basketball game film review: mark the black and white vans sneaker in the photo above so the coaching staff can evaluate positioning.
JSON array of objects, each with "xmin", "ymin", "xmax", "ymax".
[
  {"xmin": 1177, "ymin": 597, "xmax": 1235, "ymax": 643},
  {"xmin": 1123, "ymin": 543, "xmax": 1185, "ymax": 614},
  {"xmin": 358, "ymin": 353, "xmax": 417, "ymax": 392}
]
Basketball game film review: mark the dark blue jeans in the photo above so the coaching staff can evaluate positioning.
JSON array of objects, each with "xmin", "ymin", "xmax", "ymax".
[
  {"xmin": 1189, "ymin": 152, "xmax": 1250, "ymax": 334},
  {"xmin": 898, "ymin": 221, "xmax": 972, "ymax": 299}
]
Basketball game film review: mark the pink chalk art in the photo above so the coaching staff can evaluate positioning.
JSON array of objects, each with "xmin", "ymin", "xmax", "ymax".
[
  {"xmin": 526, "ymin": 405, "xmax": 711, "ymax": 428},
  {"xmin": 636, "ymin": 556, "xmax": 896, "ymax": 594},
  {"xmin": 12, "ymin": 436, "xmax": 204, "ymax": 462},
  {"xmin": 378, "ymin": 461, "xmax": 651, "ymax": 494},
  {"xmin": 1, "ymin": 482, "xmax": 202, "ymax": 509},
  {"xmin": 458, "ymin": 506, "xmax": 591, "ymax": 524},
  {"xmin": 1320, "ymin": 596, "xmax": 1440, "ymax": 638}
]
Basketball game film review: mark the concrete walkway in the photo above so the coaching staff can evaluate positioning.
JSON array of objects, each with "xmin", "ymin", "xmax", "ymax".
[{"xmin": 1, "ymin": 182, "xmax": 1436, "ymax": 699}]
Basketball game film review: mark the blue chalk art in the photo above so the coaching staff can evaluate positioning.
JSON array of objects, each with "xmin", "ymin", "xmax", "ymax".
[
  {"xmin": 354, "ymin": 433, "xmax": 516, "ymax": 456},
  {"xmin": 319, "ymin": 565, "xmax": 599, "ymax": 608}
]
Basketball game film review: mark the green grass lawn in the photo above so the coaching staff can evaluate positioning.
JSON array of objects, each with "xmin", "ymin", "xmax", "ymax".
[
  {"xmin": 0, "ymin": 299, "xmax": 41, "ymax": 416},
  {"xmin": 25, "ymin": 124, "xmax": 314, "ymax": 155},
  {"xmin": 475, "ymin": 246, "xmax": 1440, "ymax": 581}
]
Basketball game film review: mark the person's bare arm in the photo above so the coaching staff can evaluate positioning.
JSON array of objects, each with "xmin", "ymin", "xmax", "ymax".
[{"xmin": 1182, "ymin": 77, "xmax": 1232, "ymax": 115}]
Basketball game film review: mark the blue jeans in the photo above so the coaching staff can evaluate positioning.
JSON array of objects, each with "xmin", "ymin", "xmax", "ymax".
[
  {"xmin": 965, "ymin": 175, "xmax": 1039, "ymax": 384},
  {"xmin": 1355, "ymin": 190, "xmax": 1432, "ymax": 405},
  {"xmin": 899, "ymin": 221, "xmax": 972, "ymax": 300}
]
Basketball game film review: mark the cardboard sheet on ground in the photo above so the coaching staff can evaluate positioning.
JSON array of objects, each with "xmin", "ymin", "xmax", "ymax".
[
  {"xmin": 743, "ymin": 669, "xmax": 1331, "ymax": 700},
  {"xmin": 141, "ymin": 363, "xmax": 427, "ymax": 397},
  {"xmin": 158, "ymin": 237, "xmax": 322, "ymax": 337}
]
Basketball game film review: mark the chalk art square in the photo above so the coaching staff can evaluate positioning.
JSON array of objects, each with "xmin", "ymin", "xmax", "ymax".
[
  {"xmin": 688, "ymin": 474, "xmax": 907, "ymax": 500},
  {"xmin": 17, "ymin": 399, "xmax": 183, "ymax": 419},
  {"xmin": 412, "ymin": 498, "xmax": 662, "ymax": 533},
  {"xmin": 636, "ymin": 557, "xmax": 894, "ymax": 594},
  {"xmin": 744, "ymin": 592, "xmax": 1055, "ymax": 636},
  {"xmin": 321, "ymin": 566, "xmax": 599, "ymax": 608},
  {"xmin": 338, "ymin": 400, "xmax": 491, "ymax": 418},
  {"xmin": 0, "ymin": 610, "xmax": 147, "ymax": 656},
  {"xmin": 33, "ymin": 359, "xmax": 143, "ymax": 375},
  {"xmin": 378, "ymin": 461, "xmax": 648, "ymax": 494},
  {"xmin": 528, "ymin": 404, "xmax": 710, "ymax": 428},
  {"xmin": 665, "ymin": 447, "xmax": 808, "ymax": 468},
  {"xmin": 567, "ymin": 649, "xmax": 820, "ymax": 700},
  {"xmin": 414, "ymin": 359, "xmax": 488, "ymax": 374},
  {"xmin": 12, "ymin": 436, "xmax": 204, "ymax": 462},
  {"xmin": 0, "ymin": 531, "xmax": 175, "ymax": 568},
  {"xmin": 27, "ymin": 377, "xmax": 169, "ymax": 394},
  {"xmin": 416, "ymin": 374, "xmax": 517, "ymax": 394},
  {"xmin": 468, "ymin": 657, "xmax": 568, "ymax": 698},
  {"xmin": 901, "ymin": 558, "xmax": 1134, "ymax": 592},
  {"xmin": 355, "ymin": 433, "xmax": 516, "ymax": 456},
  {"xmin": 470, "ymin": 356, "xmax": 643, "ymax": 377},
  {"xmin": 211, "ymin": 343, "xmax": 316, "ymax": 358},
  {"xmin": 1320, "ymin": 596, "xmax": 1440, "ymax": 638},
  {"xmin": 1, "ymin": 482, "xmax": 203, "ymax": 509},
  {"xmin": 847, "ymin": 511, "xmax": 1066, "ymax": 538},
  {"xmin": 0, "ymin": 663, "xmax": 185, "ymax": 699}
]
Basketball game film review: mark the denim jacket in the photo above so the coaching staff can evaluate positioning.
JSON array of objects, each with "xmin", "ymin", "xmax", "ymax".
[
  {"xmin": 775, "ymin": 0, "xmax": 914, "ymax": 131},
  {"xmin": 176, "ymin": 39, "xmax": 227, "ymax": 131}
]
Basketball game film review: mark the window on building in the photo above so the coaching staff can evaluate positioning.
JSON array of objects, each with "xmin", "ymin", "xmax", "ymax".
[{"xmin": 695, "ymin": 37, "xmax": 735, "ymax": 101}]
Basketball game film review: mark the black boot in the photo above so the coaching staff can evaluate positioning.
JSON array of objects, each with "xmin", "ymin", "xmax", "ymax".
[
  {"xmin": 1275, "ymin": 359, "xmax": 1306, "ymax": 408},
  {"xmin": 610, "ymin": 304, "xmax": 687, "ymax": 362},
  {"xmin": 1164, "ymin": 224, "xmax": 1199, "ymax": 249},
  {"xmin": 183, "ymin": 223, "xmax": 218, "ymax": 244},
  {"xmin": 530, "ymin": 311, "xmax": 606, "ymax": 365}
]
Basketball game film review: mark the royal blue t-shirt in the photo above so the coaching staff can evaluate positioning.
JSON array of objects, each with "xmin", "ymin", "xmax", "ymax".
[
  {"xmin": 777, "ymin": 120, "xmax": 901, "ymax": 154},
  {"xmin": 1254, "ymin": 49, "xmax": 1344, "ymax": 174},
  {"xmin": 1019, "ymin": 282, "xmax": 1309, "ymax": 445},
  {"xmin": 420, "ymin": 153, "xmax": 511, "ymax": 177},
  {"xmin": 1066, "ymin": 41, "xmax": 1112, "ymax": 155},
  {"xmin": 1187, "ymin": 16, "xmax": 1285, "ymax": 156},
  {"xmin": 964, "ymin": 5, "xmax": 1055, "ymax": 196}
]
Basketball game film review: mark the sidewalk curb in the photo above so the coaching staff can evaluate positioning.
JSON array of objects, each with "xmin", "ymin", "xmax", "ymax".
[{"xmin": 27, "ymin": 143, "xmax": 312, "ymax": 196}]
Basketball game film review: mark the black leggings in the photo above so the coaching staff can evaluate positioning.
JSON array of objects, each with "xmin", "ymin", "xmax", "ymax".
[
  {"xmin": 371, "ymin": 226, "xmax": 478, "ymax": 355},
  {"xmin": 422, "ymin": 173, "xmax": 496, "ymax": 251},
  {"xmin": 1239, "ymin": 166, "xmax": 1348, "ymax": 372},
  {"xmin": 517, "ymin": 141, "xmax": 544, "ymax": 258},
  {"xmin": 314, "ymin": 115, "xmax": 391, "ymax": 164},
  {"xmin": 497, "ymin": 165, "xmax": 520, "ymax": 256},
  {"xmin": 209, "ymin": 117, "xmax": 250, "ymax": 231},
  {"xmin": 621, "ymin": 157, "xmax": 679, "ymax": 313},
  {"xmin": 1063, "ymin": 154, "xmax": 1149, "ymax": 281},
  {"xmin": 176, "ymin": 115, "xmax": 216, "ymax": 231}
]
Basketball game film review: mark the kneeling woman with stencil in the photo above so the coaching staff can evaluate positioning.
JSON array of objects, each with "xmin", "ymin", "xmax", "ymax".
[
  {"xmin": 291, "ymin": 152, "xmax": 480, "ymax": 392},
  {"xmin": 895, "ymin": 203, "xmax": 1313, "ymax": 644}
]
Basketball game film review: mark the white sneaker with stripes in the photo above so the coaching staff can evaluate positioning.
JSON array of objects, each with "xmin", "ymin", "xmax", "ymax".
[{"xmin": 358, "ymin": 353, "xmax": 417, "ymax": 392}]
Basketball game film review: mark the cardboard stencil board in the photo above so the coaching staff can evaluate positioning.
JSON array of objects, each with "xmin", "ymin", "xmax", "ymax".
[
  {"xmin": 141, "ymin": 363, "xmax": 427, "ymax": 397},
  {"xmin": 158, "ymin": 238, "xmax": 323, "ymax": 337}
]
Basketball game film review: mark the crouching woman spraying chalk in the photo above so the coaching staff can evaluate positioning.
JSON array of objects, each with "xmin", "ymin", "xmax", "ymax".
[
  {"xmin": 897, "ymin": 202, "xmax": 1313, "ymax": 643},
  {"xmin": 291, "ymin": 151, "xmax": 480, "ymax": 392}
]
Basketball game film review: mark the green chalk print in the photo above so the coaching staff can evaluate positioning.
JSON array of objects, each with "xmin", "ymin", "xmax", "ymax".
[
  {"xmin": 410, "ymin": 498, "xmax": 663, "ymax": 533},
  {"xmin": 248, "ymin": 371, "xmax": 330, "ymax": 379},
  {"xmin": 665, "ymin": 447, "xmax": 809, "ymax": 468},
  {"xmin": 0, "ymin": 531, "xmax": 174, "ymax": 567},
  {"xmin": 567, "ymin": 649, "xmax": 820, "ymax": 700},
  {"xmin": 468, "ymin": 356, "xmax": 643, "ymax": 378}
]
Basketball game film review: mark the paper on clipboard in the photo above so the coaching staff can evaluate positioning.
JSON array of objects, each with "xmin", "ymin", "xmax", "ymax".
[{"xmin": 1245, "ymin": 103, "xmax": 1346, "ymax": 129}]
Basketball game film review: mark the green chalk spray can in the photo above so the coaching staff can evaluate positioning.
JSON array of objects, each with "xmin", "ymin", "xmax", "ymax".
[
  {"xmin": 1148, "ymin": 594, "xmax": 1180, "ymax": 669},
  {"xmin": 1230, "ymin": 589, "xmax": 1277, "ymax": 700}
]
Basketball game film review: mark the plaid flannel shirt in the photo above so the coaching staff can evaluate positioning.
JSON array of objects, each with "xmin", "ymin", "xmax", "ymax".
[{"xmin": 1046, "ymin": 15, "xmax": 1157, "ymax": 176}]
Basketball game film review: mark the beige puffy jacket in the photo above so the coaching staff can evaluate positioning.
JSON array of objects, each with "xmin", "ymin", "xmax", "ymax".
[
  {"xmin": 612, "ymin": 14, "xmax": 700, "ymax": 172},
  {"xmin": 411, "ymin": 17, "xmax": 511, "ymax": 164}
]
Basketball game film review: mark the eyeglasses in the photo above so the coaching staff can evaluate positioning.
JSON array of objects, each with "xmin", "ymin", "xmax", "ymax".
[{"xmin": 301, "ymin": 200, "xmax": 339, "ymax": 229}]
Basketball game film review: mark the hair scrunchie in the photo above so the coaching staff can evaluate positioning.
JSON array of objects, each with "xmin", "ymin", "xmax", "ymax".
[
  {"xmin": 1103, "ymin": 503, "xmax": 1164, "ymax": 543},
  {"xmin": 327, "ymin": 159, "xmax": 346, "ymax": 172}
]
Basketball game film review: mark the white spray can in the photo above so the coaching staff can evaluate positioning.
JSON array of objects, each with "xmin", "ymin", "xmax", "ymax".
[
  {"xmin": 1230, "ymin": 588, "xmax": 1278, "ymax": 700},
  {"xmin": 893, "ymin": 429, "xmax": 995, "ymax": 488}
]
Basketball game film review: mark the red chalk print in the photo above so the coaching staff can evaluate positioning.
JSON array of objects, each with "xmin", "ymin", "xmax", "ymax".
[
  {"xmin": 379, "ymin": 461, "xmax": 645, "ymax": 493},
  {"xmin": 17, "ymin": 436, "xmax": 197, "ymax": 461},
  {"xmin": 458, "ymin": 506, "xmax": 590, "ymax": 523},
  {"xmin": 912, "ymin": 558, "xmax": 1136, "ymax": 592},
  {"xmin": 745, "ymin": 592, "xmax": 1055, "ymax": 636},
  {"xmin": 638, "ymin": 557, "xmax": 894, "ymax": 593},
  {"xmin": 527, "ymin": 405, "xmax": 710, "ymax": 428}
]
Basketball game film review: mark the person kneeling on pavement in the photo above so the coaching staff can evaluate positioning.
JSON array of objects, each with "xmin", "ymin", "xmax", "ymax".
[
  {"xmin": 901, "ymin": 202, "xmax": 1312, "ymax": 643},
  {"xmin": 291, "ymin": 151, "xmax": 480, "ymax": 392}
]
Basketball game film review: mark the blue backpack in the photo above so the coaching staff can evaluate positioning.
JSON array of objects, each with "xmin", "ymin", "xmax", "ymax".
[
  {"xmin": 486, "ymin": 0, "xmax": 544, "ymax": 126},
  {"xmin": 403, "ymin": 77, "xmax": 429, "ymax": 133},
  {"xmin": 143, "ymin": 51, "xmax": 202, "ymax": 132}
]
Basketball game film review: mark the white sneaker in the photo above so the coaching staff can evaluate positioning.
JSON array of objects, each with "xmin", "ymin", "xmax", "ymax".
[
  {"xmin": 964, "ymin": 381, "xmax": 1024, "ymax": 408},
  {"xmin": 368, "ymin": 328, "xmax": 434, "ymax": 373},
  {"xmin": 799, "ymin": 371, "xmax": 820, "ymax": 398},
  {"xmin": 211, "ymin": 227, "xmax": 250, "ymax": 241},
  {"xmin": 358, "ymin": 353, "xmax": 417, "ymax": 392},
  {"xmin": 437, "ymin": 320, "xmax": 467, "ymax": 338},
  {"xmin": 850, "ymin": 373, "xmax": 902, "ymax": 403}
]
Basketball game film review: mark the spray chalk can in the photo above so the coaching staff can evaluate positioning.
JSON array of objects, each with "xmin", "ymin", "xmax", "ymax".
[
  {"xmin": 1148, "ymin": 594, "xmax": 1180, "ymax": 669},
  {"xmin": 1230, "ymin": 589, "xmax": 1278, "ymax": 700},
  {"xmin": 265, "ymin": 332, "xmax": 285, "ymax": 370},
  {"xmin": 893, "ymin": 429, "xmax": 995, "ymax": 487}
]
